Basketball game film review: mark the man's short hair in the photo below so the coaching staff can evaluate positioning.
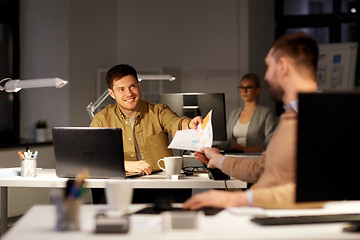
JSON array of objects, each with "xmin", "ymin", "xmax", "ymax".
[
  {"xmin": 106, "ymin": 64, "xmax": 138, "ymax": 89},
  {"xmin": 271, "ymin": 32, "xmax": 319, "ymax": 77}
]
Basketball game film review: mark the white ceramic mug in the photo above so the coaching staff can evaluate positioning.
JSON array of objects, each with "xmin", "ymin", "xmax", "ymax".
[
  {"xmin": 157, "ymin": 156, "xmax": 183, "ymax": 177},
  {"xmin": 105, "ymin": 180, "xmax": 133, "ymax": 212}
]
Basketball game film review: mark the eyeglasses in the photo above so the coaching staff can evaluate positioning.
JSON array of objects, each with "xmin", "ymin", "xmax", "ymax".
[
  {"xmin": 182, "ymin": 166, "xmax": 207, "ymax": 176},
  {"xmin": 237, "ymin": 86, "xmax": 256, "ymax": 92}
]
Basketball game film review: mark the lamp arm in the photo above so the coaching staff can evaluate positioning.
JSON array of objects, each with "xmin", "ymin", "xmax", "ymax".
[
  {"xmin": 87, "ymin": 89, "xmax": 110, "ymax": 120},
  {"xmin": 86, "ymin": 102, "xmax": 95, "ymax": 120},
  {"xmin": 137, "ymin": 74, "xmax": 175, "ymax": 81},
  {"xmin": 0, "ymin": 78, "xmax": 11, "ymax": 91},
  {"xmin": 0, "ymin": 78, "xmax": 68, "ymax": 92}
]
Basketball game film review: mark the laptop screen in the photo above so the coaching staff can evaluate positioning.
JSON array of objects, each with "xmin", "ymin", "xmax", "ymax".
[
  {"xmin": 296, "ymin": 91, "xmax": 360, "ymax": 202},
  {"xmin": 52, "ymin": 127, "xmax": 125, "ymax": 178}
]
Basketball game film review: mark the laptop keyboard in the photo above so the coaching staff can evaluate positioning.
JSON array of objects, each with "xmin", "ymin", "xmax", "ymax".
[
  {"xmin": 251, "ymin": 213, "xmax": 360, "ymax": 225},
  {"xmin": 134, "ymin": 206, "xmax": 223, "ymax": 216},
  {"xmin": 125, "ymin": 169, "xmax": 163, "ymax": 178}
]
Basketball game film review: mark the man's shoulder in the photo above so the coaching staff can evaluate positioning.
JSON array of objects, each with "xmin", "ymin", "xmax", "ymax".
[
  {"xmin": 90, "ymin": 104, "xmax": 120, "ymax": 127},
  {"xmin": 92, "ymin": 104, "xmax": 119, "ymax": 122},
  {"xmin": 95, "ymin": 104, "xmax": 117, "ymax": 115},
  {"xmin": 141, "ymin": 100, "xmax": 169, "ymax": 112},
  {"xmin": 140, "ymin": 100, "xmax": 181, "ymax": 122}
]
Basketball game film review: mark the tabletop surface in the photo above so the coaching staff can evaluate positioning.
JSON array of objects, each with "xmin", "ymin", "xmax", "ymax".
[
  {"xmin": 0, "ymin": 168, "xmax": 247, "ymax": 189},
  {"xmin": 4, "ymin": 203, "xmax": 360, "ymax": 240}
]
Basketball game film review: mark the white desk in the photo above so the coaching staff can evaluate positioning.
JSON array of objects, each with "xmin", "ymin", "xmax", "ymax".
[
  {"xmin": 0, "ymin": 169, "xmax": 246, "ymax": 235},
  {"xmin": 3, "ymin": 203, "xmax": 360, "ymax": 240}
]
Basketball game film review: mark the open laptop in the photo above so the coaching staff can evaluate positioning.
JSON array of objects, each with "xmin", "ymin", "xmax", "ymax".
[
  {"xmin": 52, "ymin": 127, "xmax": 162, "ymax": 178},
  {"xmin": 53, "ymin": 127, "xmax": 128, "ymax": 179}
]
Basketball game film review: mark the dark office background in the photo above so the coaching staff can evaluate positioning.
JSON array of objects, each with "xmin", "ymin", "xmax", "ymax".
[
  {"xmin": 0, "ymin": 0, "xmax": 19, "ymax": 144},
  {"xmin": 275, "ymin": 0, "xmax": 360, "ymax": 115}
]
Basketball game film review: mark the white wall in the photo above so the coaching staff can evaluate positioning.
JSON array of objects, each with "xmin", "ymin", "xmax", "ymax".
[
  {"xmin": 19, "ymin": 0, "xmax": 70, "ymax": 140},
  {"xmin": 114, "ymin": 1, "xmax": 248, "ymax": 117},
  {"xmin": 249, "ymin": 0, "xmax": 275, "ymax": 108},
  {"xmin": 18, "ymin": 0, "xmax": 275, "ymax": 137},
  {"xmin": 68, "ymin": 0, "xmax": 118, "ymax": 126}
]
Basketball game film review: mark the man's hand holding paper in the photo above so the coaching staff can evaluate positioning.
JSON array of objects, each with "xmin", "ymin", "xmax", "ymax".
[
  {"xmin": 188, "ymin": 116, "xmax": 203, "ymax": 130},
  {"xmin": 168, "ymin": 110, "xmax": 213, "ymax": 151}
]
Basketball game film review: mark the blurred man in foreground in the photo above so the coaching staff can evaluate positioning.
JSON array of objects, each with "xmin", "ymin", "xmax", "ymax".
[{"xmin": 184, "ymin": 32, "xmax": 322, "ymax": 209}]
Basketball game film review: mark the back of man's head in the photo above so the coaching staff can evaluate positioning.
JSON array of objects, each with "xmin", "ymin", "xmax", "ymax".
[
  {"xmin": 106, "ymin": 64, "xmax": 138, "ymax": 89},
  {"xmin": 271, "ymin": 32, "xmax": 319, "ymax": 78}
]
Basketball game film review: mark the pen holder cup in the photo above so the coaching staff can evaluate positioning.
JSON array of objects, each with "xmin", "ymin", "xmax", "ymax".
[
  {"xmin": 55, "ymin": 198, "xmax": 82, "ymax": 231},
  {"xmin": 21, "ymin": 158, "xmax": 37, "ymax": 177}
]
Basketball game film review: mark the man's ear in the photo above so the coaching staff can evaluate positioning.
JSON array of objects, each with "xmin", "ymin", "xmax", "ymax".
[
  {"xmin": 137, "ymin": 81, "xmax": 141, "ymax": 90},
  {"xmin": 279, "ymin": 57, "xmax": 289, "ymax": 76},
  {"xmin": 108, "ymin": 88, "xmax": 115, "ymax": 99}
]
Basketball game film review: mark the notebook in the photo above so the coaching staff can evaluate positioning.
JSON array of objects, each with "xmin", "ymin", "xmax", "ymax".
[{"xmin": 52, "ymin": 127, "xmax": 126, "ymax": 179}]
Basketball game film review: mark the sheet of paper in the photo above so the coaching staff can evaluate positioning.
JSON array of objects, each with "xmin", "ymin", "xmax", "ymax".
[
  {"xmin": 168, "ymin": 110, "xmax": 213, "ymax": 151},
  {"xmin": 0, "ymin": 168, "xmax": 21, "ymax": 178}
]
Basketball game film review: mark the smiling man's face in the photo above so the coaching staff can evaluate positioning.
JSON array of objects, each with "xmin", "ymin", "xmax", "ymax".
[{"xmin": 108, "ymin": 74, "xmax": 141, "ymax": 117}]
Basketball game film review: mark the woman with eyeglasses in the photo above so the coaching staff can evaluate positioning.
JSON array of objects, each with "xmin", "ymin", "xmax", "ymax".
[{"xmin": 225, "ymin": 73, "xmax": 277, "ymax": 153}]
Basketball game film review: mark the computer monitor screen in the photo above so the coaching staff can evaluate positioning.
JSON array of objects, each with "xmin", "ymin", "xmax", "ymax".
[
  {"xmin": 159, "ymin": 93, "xmax": 227, "ymax": 143},
  {"xmin": 296, "ymin": 91, "xmax": 360, "ymax": 202}
]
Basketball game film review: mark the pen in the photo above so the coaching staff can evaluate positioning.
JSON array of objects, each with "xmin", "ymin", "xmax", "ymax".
[
  {"xmin": 77, "ymin": 185, "xmax": 86, "ymax": 198},
  {"xmin": 66, "ymin": 169, "xmax": 89, "ymax": 199},
  {"xmin": 18, "ymin": 151, "xmax": 24, "ymax": 158}
]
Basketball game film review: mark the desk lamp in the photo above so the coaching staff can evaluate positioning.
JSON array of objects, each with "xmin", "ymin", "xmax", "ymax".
[
  {"xmin": 0, "ymin": 78, "xmax": 68, "ymax": 92},
  {"xmin": 86, "ymin": 74, "xmax": 175, "ymax": 120}
]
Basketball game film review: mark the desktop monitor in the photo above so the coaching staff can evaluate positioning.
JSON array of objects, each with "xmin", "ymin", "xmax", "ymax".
[
  {"xmin": 159, "ymin": 93, "xmax": 227, "ymax": 143},
  {"xmin": 296, "ymin": 91, "xmax": 360, "ymax": 202}
]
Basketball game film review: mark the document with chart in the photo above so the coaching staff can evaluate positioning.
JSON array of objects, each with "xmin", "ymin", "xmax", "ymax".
[{"xmin": 168, "ymin": 110, "xmax": 213, "ymax": 151}]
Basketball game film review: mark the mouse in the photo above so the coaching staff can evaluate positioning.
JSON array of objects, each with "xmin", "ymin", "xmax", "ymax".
[{"xmin": 208, "ymin": 168, "xmax": 230, "ymax": 180}]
